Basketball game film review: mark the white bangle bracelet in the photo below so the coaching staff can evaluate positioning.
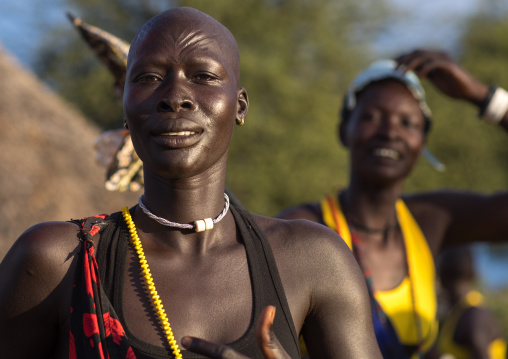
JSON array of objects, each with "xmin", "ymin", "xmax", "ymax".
[{"xmin": 482, "ymin": 87, "xmax": 508, "ymax": 124}]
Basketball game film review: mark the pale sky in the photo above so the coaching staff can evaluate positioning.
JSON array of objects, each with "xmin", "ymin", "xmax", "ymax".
[
  {"xmin": 0, "ymin": 0, "xmax": 72, "ymax": 68},
  {"xmin": 0, "ymin": 0, "xmax": 481, "ymax": 69},
  {"xmin": 374, "ymin": 0, "xmax": 480, "ymax": 56}
]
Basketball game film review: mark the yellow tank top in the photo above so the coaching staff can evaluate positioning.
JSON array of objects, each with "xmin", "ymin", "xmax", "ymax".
[
  {"xmin": 321, "ymin": 194, "xmax": 438, "ymax": 356},
  {"xmin": 437, "ymin": 290, "xmax": 507, "ymax": 359}
]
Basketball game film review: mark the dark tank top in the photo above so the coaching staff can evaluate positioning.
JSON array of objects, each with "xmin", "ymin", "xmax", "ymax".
[{"xmin": 79, "ymin": 205, "xmax": 300, "ymax": 358}]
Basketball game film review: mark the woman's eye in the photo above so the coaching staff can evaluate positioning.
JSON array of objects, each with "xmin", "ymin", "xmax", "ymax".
[
  {"xmin": 135, "ymin": 74, "xmax": 161, "ymax": 83},
  {"xmin": 361, "ymin": 112, "xmax": 380, "ymax": 122},
  {"xmin": 400, "ymin": 117, "xmax": 419, "ymax": 129},
  {"xmin": 194, "ymin": 73, "xmax": 217, "ymax": 82}
]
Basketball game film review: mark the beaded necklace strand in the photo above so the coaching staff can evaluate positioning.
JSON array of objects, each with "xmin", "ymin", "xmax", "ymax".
[{"xmin": 121, "ymin": 206, "xmax": 183, "ymax": 359}]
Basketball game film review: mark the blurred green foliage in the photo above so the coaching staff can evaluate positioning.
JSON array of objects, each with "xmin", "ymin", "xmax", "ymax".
[{"xmin": 35, "ymin": 0, "xmax": 508, "ymax": 218}]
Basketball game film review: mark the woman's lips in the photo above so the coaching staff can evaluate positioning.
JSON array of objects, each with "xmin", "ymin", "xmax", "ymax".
[
  {"xmin": 372, "ymin": 147, "xmax": 400, "ymax": 160},
  {"xmin": 161, "ymin": 131, "xmax": 196, "ymax": 136},
  {"xmin": 152, "ymin": 130, "xmax": 201, "ymax": 148}
]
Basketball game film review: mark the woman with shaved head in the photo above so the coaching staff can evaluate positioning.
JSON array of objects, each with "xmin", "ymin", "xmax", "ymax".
[{"xmin": 0, "ymin": 7, "xmax": 382, "ymax": 359}]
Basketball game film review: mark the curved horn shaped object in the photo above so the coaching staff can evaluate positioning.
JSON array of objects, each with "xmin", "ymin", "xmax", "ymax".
[{"xmin": 67, "ymin": 12, "xmax": 129, "ymax": 87}]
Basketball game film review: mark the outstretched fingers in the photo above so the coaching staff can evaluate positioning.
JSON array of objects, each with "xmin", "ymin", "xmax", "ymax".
[
  {"xmin": 395, "ymin": 49, "xmax": 453, "ymax": 76},
  {"xmin": 256, "ymin": 306, "xmax": 292, "ymax": 359},
  {"xmin": 181, "ymin": 306, "xmax": 292, "ymax": 359},
  {"xmin": 395, "ymin": 49, "xmax": 488, "ymax": 103}
]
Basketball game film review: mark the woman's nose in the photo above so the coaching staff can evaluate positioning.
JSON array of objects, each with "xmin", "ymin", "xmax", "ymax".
[
  {"xmin": 156, "ymin": 77, "xmax": 195, "ymax": 113},
  {"xmin": 157, "ymin": 97, "xmax": 194, "ymax": 112},
  {"xmin": 378, "ymin": 117, "xmax": 399, "ymax": 139}
]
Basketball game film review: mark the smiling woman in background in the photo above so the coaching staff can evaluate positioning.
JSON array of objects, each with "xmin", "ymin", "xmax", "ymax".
[{"xmin": 279, "ymin": 49, "xmax": 508, "ymax": 358}]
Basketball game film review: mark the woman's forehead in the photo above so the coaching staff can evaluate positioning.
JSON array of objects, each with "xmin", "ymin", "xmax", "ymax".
[
  {"xmin": 127, "ymin": 31, "xmax": 235, "ymax": 84},
  {"xmin": 358, "ymin": 81, "xmax": 420, "ymax": 106},
  {"xmin": 129, "ymin": 10, "xmax": 239, "ymax": 77}
]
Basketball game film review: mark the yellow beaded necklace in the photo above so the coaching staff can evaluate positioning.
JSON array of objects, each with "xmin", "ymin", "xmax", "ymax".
[{"xmin": 121, "ymin": 206, "xmax": 183, "ymax": 359}]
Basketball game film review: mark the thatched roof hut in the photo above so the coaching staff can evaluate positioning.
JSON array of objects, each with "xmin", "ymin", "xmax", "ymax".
[{"xmin": 0, "ymin": 46, "xmax": 138, "ymax": 260}]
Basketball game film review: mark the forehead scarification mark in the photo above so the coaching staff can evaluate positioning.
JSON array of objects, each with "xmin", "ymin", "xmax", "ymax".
[
  {"xmin": 172, "ymin": 29, "xmax": 216, "ymax": 57},
  {"xmin": 132, "ymin": 20, "xmax": 217, "ymax": 61}
]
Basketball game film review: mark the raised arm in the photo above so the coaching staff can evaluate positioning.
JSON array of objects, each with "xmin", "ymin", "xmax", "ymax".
[
  {"xmin": 405, "ymin": 189, "xmax": 508, "ymax": 257},
  {"xmin": 395, "ymin": 49, "xmax": 508, "ymax": 131},
  {"xmin": 0, "ymin": 222, "xmax": 80, "ymax": 358},
  {"xmin": 396, "ymin": 50, "xmax": 508, "ymax": 253}
]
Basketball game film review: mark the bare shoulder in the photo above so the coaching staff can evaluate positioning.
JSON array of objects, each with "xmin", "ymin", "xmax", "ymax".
[
  {"xmin": 1, "ymin": 221, "xmax": 82, "ymax": 273},
  {"xmin": 0, "ymin": 221, "xmax": 83, "ymax": 358},
  {"xmin": 248, "ymin": 213, "xmax": 381, "ymax": 358},
  {"xmin": 252, "ymin": 213, "xmax": 352, "ymax": 263},
  {"xmin": 276, "ymin": 202, "xmax": 322, "ymax": 223},
  {"xmin": 249, "ymin": 213, "xmax": 362, "ymax": 294},
  {"xmin": 0, "ymin": 221, "xmax": 83, "ymax": 310}
]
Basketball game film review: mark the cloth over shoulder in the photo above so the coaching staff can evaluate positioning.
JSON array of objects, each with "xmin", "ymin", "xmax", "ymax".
[{"xmin": 69, "ymin": 213, "xmax": 136, "ymax": 358}]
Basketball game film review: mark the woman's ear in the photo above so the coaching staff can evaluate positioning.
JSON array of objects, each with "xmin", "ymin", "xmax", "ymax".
[
  {"xmin": 338, "ymin": 96, "xmax": 350, "ymax": 147},
  {"xmin": 235, "ymin": 88, "xmax": 249, "ymax": 126},
  {"xmin": 338, "ymin": 108, "xmax": 350, "ymax": 147}
]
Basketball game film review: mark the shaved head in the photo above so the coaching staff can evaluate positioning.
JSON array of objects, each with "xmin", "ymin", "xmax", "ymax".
[
  {"xmin": 123, "ymin": 6, "xmax": 249, "ymax": 181},
  {"xmin": 128, "ymin": 7, "xmax": 241, "ymax": 84}
]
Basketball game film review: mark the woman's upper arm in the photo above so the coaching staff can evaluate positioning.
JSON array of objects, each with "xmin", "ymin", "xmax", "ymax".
[
  {"xmin": 405, "ymin": 190, "xmax": 508, "ymax": 252},
  {"xmin": 0, "ymin": 221, "xmax": 80, "ymax": 358},
  {"xmin": 298, "ymin": 229, "xmax": 382, "ymax": 359}
]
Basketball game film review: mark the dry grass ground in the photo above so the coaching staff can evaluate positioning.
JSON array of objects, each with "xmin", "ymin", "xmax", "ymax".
[{"xmin": 0, "ymin": 46, "xmax": 138, "ymax": 260}]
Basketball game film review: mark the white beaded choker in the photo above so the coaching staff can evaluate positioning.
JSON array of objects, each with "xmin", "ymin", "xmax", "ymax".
[{"xmin": 137, "ymin": 193, "xmax": 230, "ymax": 232}]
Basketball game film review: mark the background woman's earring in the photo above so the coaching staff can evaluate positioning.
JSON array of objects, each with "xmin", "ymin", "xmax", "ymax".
[
  {"xmin": 236, "ymin": 117, "xmax": 245, "ymax": 126},
  {"xmin": 123, "ymin": 120, "xmax": 129, "ymax": 129}
]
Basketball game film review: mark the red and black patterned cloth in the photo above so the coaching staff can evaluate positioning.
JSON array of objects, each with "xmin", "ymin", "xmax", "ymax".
[{"xmin": 70, "ymin": 214, "xmax": 136, "ymax": 359}]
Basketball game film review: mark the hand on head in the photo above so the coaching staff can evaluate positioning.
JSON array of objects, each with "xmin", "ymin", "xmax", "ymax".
[
  {"xmin": 181, "ymin": 306, "xmax": 291, "ymax": 359},
  {"xmin": 395, "ymin": 49, "xmax": 489, "ymax": 105}
]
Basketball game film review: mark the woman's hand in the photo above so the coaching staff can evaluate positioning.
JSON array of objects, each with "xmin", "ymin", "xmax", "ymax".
[
  {"xmin": 181, "ymin": 306, "xmax": 292, "ymax": 359},
  {"xmin": 395, "ymin": 49, "xmax": 489, "ymax": 106}
]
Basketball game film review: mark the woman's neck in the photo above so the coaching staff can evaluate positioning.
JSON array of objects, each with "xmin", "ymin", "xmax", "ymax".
[
  {"xmin": 141, "ymin": 166, "xmax": 228, "ymax": 224},
  {"xmin": 129, "ymin": 166, "xmax": 233, "ymax": 253},
  {"xmin": 342, "ymin": 178, "xmax": 404, "ymax": 236}
]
